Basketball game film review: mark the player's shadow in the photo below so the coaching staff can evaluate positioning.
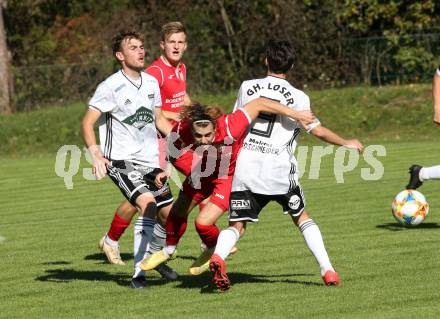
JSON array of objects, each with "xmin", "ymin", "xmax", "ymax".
[
  {"xmin": 35, "ymin": 268, "xmax": 320, "ymax": 291},
  {"xmin": 376, "ymin": 222, "xmax": 440, "ymax": 231},
  {"xmin": 84, "ymin": 252, "xmax": 132, "ymax": 264},
  {"xmin": 175, "ymin": 254, "xmax": 196, "ymax": 261},
  {"xmin": 83, "ymin": 253, "xmax": 195, "ymax": 264},
  {"xmin": 35, "ymin": 268, "xmax": 177, "ymax": 288},
  {"xmin": 175, "ymin": 272, "xmax": 320, "ymax": 293},
  {"xmin": 41, "ymin": 261, "xmax": 71, "ymax": 265},
  {"xmin": 35, "ymin": 268, "xmax": 130, "ymax": 287}
]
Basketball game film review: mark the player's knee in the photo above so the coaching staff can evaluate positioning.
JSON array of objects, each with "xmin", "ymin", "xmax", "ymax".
[
  {"xmin": 117, "ymin": 200, "xmax": 137, "ymax": 219},
  {"xmin": 292, "ymin": 210, "xmax": 310, "ymax": 226},
  {"xmin": 194, "ymin": 212, "xmax": 219, "ymax": 226},
  {"xmin": 229, "ymin": 221, "xmax": 246, "ymax": 238},
  {"xmin": 136, "ymin": 194, "xmax": 157, "ymax": 218},
  {"xmin": 157, "ymin": 204, "xmax": 171, "ymax": 226}
]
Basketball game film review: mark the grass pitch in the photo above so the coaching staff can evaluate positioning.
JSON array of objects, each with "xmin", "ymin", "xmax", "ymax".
[{"xmin": 1, "ymin": 141, "xmax": 440, "ymax": 318}]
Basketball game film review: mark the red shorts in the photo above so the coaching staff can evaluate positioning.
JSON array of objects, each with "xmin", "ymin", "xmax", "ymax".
[{"xmin": 182, "ymin": 175, "xmax": 232, "ymax": 211}]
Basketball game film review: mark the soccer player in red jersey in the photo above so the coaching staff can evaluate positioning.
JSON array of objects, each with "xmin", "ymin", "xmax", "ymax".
[
  {"xmin": 145, "ymin": 22, "xmax": 190, "ymax": 124},
  {"xmin": 139, "ymin": 99, "xmax": 316, "ymax": 275},
  {"xmin": 97, "ymin": 22, "xmax": 189, "ymax": 281}
]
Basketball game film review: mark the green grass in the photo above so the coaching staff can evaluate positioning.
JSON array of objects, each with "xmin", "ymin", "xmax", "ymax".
[
  {"xmin": 0, "ymin": 83, "xmax": 435, "ymax": 156},
  {"xmin": 1, "ymin": 141, "xmax": 440, "ymax": 318}
]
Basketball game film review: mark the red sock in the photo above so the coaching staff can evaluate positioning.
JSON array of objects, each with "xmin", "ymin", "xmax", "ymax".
[
  {"xmin": 165, "ymin": 213, "xmax": 188, "ymax": 246},
  {"xmin": 195, "ymin": 222, "xmax": 220, "ymax": 248},
  {"xmin": 107, "ymin": 213, "xmax": 131, "ymax": 241}
]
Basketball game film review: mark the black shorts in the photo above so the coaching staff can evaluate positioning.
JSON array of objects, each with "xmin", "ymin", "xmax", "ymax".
[
  {"xmin": 228, "ymin": 186, "xmax": 305, "ymax": 222},
  {"xmin": 107, "ymin": 160, "xmax": 173, "ymax": 208}
]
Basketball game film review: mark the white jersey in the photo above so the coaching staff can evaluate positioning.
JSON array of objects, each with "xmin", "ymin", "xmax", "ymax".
[
  {"xmin": 436, "ymin": 68, "xmax": 440, "ymax": 76},
  {"xmin": 89, "ymin": 70, "xmax": 162, "ymax": 167},
  {"xmin": 232, "ymin": 75, "xmax": 320, "ymax": 194}
]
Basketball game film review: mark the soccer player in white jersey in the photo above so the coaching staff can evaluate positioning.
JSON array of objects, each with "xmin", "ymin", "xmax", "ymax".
[
  {"xmin": 81, "ymin": 30, "xmax": 174, "ymax": 288},
  {"xmin": 406, "ymin": 67, "xmax": 440, "ymax": 189},
  {"xmin": 209, "ymin": 39, "xmax": 364, "ymax": 291}
]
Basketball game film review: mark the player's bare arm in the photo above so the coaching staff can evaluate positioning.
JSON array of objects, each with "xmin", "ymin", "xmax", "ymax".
[
  {"xmin": 162, "ymin": 110, "xmax": 181, "ymax": 122},
  {"xmin": 155, "ymin": 108, "xmax": 173, "ymax": 136},
  {"xmin": 81, "ymin": 108, "xmax": 110, "ymax": 180},
  {"xmin": 310, "ymin": 125, "xmax": 364, "ymax": 152},
  {"xmin": 433, "ymin": 70, "xmax": 440, "ymax": 125},
  {"xmin": 184, "ymin": 93, "xmax": 191, "ymax": 106},
  {"xmin": 242, "ymin": 97, "xmax": 315, "ymax": 125}
]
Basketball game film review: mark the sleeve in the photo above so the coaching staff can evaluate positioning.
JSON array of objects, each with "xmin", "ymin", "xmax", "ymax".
[
  {"xmin": 296, "ymin": 93, "xmax": 321, "ymax": 133},
  {"xmin": 145, "ymin": 66, "xmax": 164, "ymax": 87},
  {"xmin": 88, "ymin": 82, "xmax": 117, "ymax": 113},
  {"xmin": 436, "ymin": 68, "xmax": 440, "ymax": 77},
  {"xmin": 221, "ymin": 109, "xmax": 252, "ymax": 141},
  {"xmin": 233, "ymin": 83, "xmax": 245, "ymax": 111},
  {"xmin": 153, "ymin": 80, "xmax": 162, "ymax": 108}
]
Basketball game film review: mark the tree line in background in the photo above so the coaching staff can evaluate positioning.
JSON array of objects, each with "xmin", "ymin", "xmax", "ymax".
[{"xmin": 1, "ymin": 0, "xmax": 440, "ymax": 112}]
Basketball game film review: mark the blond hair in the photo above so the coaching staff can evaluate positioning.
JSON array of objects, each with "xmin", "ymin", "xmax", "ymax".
[{"xmin": 161, "ymin": 21, "xmax": 186, "ymax": 41}]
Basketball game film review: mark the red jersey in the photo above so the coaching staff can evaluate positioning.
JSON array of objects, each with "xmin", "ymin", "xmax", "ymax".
[
  {"xmin": 145, "ymin": 56, "xmax": 186, "ymax": 113},
  {"xmin": 169, "ymin": 108, "xmax": 252, "ymax": 178}
]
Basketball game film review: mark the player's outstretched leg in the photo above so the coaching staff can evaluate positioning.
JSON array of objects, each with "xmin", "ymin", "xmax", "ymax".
[
  {"xmin": 297, "ymin": 218, "xmax": 340, "ymax": 286},
  {"xmin": 209, "ymin": 253, "xmax": 230, "ymax": 292},
  {"xmin": 406, "ymin": 165, "xmax": 423, "ymax": 190}
]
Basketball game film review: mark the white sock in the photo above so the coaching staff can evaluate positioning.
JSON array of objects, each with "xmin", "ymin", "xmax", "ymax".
[
  {"xmin": 146, "ymin": 223, "xmax": 167, "ymax": 257},
  {"xmin": 214, "ymin": 227, "xmax": 240, "ymax": 260},
  {"xmin": 164, "ymin": 245, "xmax": 176, "ymax": 256},
  {"xmin": 420, "ymin": 165, "xmax": 440, "ymax": 181},
  {"xmin": 133, "ymin": 216, "xmax": 155, "ymax": 278},
  {"xmin": 104, "ymin": 235, "xmax": 118, "ymax": 248},
  {"xmin": 299, "ymin": 219, "xmax": 334, "ymax": 276}
]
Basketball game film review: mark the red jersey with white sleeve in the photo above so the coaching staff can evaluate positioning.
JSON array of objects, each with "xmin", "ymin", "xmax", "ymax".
[{"xmin": 145, "ymin": 56, "xmax": 186, "ymax": 113}]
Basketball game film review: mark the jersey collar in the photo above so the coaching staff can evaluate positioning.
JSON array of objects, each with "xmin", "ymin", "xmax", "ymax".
[
  {"xmin": 120, "ymin": 69, "xmax": 143, "ymax": 90},
  {"xmin": 160, "ymin": 55, "xmax": 181, "ymax": 69}
]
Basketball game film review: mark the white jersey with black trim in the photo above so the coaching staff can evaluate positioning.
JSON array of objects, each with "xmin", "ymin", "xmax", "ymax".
[
  {"xmin": 89, "ymin": 70, "xmax": 162, "ymax": 167},
  {"xmin": 232, "ymin": 75, "xmax": 320, "ymax": 195},
  {"xmin": 436, "ymin": 68, "xmax": 440, "ymax": 77}
]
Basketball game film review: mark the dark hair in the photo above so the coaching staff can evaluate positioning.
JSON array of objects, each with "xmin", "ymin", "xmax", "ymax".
[
  {"xmin": 111, "ymin": 30, "xmax": 144, "ymax": 57},
  {"xmin": 265, "ymin": 39, "xmax": 295, "ymax": 74},
  {"xmin": 180, "ymin": 103, "xmax": 223, "ymax": 128}
]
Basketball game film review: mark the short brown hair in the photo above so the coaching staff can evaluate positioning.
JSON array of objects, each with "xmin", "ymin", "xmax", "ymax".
[
  {"xmin": 161, "ymin": 21, "xmax": 186, "ymax": 41},
  {"xmin": 111, "ymin": 30, "xmax": 144, "ymax": 56}
]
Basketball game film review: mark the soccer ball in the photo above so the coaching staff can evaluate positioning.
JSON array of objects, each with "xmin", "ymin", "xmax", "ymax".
[{"xmin": 391, "ymin": 190, "xmax": 429, "ymax": 226}]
